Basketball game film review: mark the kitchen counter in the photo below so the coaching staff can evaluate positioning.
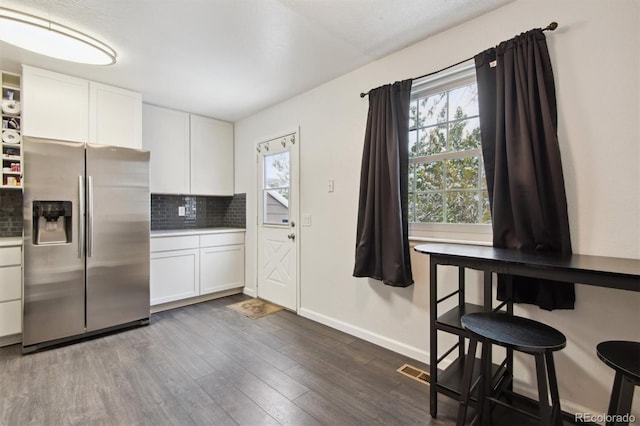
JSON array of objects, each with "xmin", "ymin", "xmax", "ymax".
[
  {"xmin": 0, "ymin": 237, "xmax": 22, "ymax": 247},
  {"xmin": 150, "ymin": 228, "xmax": 245, "ymax": 238}
]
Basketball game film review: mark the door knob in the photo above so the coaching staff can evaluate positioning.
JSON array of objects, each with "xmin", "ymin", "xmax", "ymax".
[{"xmin": 287, "ymin": 233, "xmax": 296, "ymax": 241}]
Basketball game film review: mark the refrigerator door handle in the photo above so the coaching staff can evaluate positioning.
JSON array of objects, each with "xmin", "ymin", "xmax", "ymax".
[
  {"xmin": 88, "ymin": 175, "xmax": 94, "ymax": 257},
  {"xmin": 78, "ymin": 175, "xmax": 85, "ymax": 258}
]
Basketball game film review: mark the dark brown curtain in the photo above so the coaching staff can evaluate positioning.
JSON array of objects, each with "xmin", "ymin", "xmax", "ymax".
[
  {"xmin": 475, "ymin": 29, "xmax": 574, "ymax": 310},
  {"xmin": 353, "ymin": 79, "xmax": 414, "ymax": 287}
]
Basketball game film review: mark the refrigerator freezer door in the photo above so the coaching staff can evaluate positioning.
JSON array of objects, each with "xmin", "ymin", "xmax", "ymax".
[
  {"xmin": 23, "ymin": 137, "xmax": 86, "ymax": 347},
  {"xmin": 85, "ymin": 144, "xmax": 150, "ymax": 331}
]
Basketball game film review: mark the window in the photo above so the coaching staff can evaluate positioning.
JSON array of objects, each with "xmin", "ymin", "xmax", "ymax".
[
  {"xmin": 408, "ymin": 64, "xmax": 491, "ymax": 241},
  {"xmin": 263, "ymin": 151, "xmax": 290, "ymax": 225}
]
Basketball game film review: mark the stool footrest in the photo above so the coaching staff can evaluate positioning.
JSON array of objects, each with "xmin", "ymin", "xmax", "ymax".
[{"xmin": 487, "ymin": 396, "xmax": 541, "ymax": 421}]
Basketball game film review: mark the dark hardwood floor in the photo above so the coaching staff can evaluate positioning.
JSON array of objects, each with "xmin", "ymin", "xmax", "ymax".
[{"xmin": 0, "ymin": 294, "xmax": 460, "ymax": 425}]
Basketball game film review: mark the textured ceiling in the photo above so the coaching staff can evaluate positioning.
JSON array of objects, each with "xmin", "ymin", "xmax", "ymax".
[{"xmin": 0, "ymin": 0, "xmax": 512, "ymax": 121}]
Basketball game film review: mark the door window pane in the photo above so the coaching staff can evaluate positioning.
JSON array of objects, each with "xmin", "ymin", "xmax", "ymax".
[
  {"xmin": 264, "ymin": 152, "xmax": 290, "ymax": 189},
  {"xmin": 263, "ymin": 152, "xmax": 290, "ymax": 225},
  {"xmin": 264, "ymin": 189, "xmax": 289, "ymax": 225}
]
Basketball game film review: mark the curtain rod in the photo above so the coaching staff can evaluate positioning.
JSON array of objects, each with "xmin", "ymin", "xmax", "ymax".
[{"xmin": 359, "ymin": 21, "xmax": 558, "ymax": 98}]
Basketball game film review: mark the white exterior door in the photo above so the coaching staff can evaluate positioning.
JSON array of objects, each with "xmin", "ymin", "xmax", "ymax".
[{"xmin": 257, "ymin": 131, "xmax": 299, "ymax": 311}]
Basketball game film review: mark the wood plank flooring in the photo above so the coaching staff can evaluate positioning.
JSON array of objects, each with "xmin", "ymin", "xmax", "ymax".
[{"xmin": 0, "ymin": 294, "xmax": 460, "ymax": 425}]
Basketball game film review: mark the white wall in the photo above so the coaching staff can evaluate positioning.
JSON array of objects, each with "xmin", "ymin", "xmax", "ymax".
[{"xmin": 235, "ymin": 0, "xmax": 640, "ymax": 418}]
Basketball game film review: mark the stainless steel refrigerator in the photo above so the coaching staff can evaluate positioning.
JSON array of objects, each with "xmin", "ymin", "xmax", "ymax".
[{"xmin": 23, "ymin": 136, "xmax": 150, "ymax": 352}]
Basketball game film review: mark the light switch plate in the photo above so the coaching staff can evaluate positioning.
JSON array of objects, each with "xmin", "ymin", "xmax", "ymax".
[{"xmin": 302, "ymin": 214, "xmax": 312, "ymax": 227}]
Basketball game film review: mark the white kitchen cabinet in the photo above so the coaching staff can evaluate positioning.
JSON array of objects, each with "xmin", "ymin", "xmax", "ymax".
[
  {"xmin": 22, "ymin": 65, "xmax": 89, "ymax": 143},
  {"xmin": 141, "ymin": 104, "xmax": 234, "ymax": 196},
  {"xmin": 150, "ymin": 230, "xmax": 245, "ymax": 308},
  {"xmin": 22, "ymin": 65, "xmax": 142, "ymax": 148},
  {"xmin": 89, "ymin": 82, "xmax": 142, "ymax": 149},
  {"xmin": 0, "ymin": 242, "xmax": 22, "ymax": 343},
  {"xmin": 150, "ymin": 235, "xmax": 199, "ymax": 305},
  {"xmin": 142, "ymin": 104, "xmax": 190, "ymax": 194},
  {"xmin": 200, "ymin": 233, "xmax": 245, "ymax": 295},
  {"xmin": 190, "ymin": 114, "xmax": 234, "ymax": 196}
]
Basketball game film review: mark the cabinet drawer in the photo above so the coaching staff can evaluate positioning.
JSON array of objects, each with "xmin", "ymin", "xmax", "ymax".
[
  {"xmin": 150, "ymin": 235, "xmax": 199, "ymax": 252},
  {"xmin": 0, "ymin": 266, "xmax": 21, "ymax": 301},
  {"xmin": 0, "ymin": 247, "xmax": 21, "ymax": 267},
  {"xmin": 0, "ymin": 300, "xmax": 21, "ymax": 336},
  {"xmin": 200, "ymin": 232, "xmax": 244, "ymax": 248}
]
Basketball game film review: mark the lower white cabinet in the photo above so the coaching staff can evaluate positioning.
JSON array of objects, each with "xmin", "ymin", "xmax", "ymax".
[
  {"xmin": 150, "ymin": 230, "xmax": 245, "ymax": 307},
  {"xmin": 0, "ymin": 242, "xmax": 22, "ymax": 340},
  {"xmin": 150, "ymin": 248, "xmax": 200, "ymax": 305},
  {"xmin": 200, "ymin": 234, "xmax": 245, "ymax": 295}
]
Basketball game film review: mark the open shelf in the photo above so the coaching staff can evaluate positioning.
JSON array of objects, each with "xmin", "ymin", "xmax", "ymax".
[
  {"xmin": 437, "ymin": 356, "xmax": 507, "ymax": 401},
  {"xmin": 1, "ymin": 70, "xmax": 21, "ymax": 189},
  {"xmin": 437, "ymin": 303, "xmax": 485, "ymax": 334}
]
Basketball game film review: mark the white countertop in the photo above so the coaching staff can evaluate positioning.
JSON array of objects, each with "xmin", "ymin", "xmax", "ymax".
[
  {"xmin": 0, "ymin": 237, "xmax": 22, "ymax": 247},
  {"xmin": 151, "ymin": 228, "xmax": 245, "ymax": 238}
]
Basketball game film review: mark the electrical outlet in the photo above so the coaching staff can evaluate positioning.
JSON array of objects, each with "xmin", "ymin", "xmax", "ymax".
[
  {"xmin": 328, "ymin": 179, "xmax": 335, "ymax": 193},
  {"xmin": 178, "ymin": 206, "xmax": 186, "ymax": 217}
]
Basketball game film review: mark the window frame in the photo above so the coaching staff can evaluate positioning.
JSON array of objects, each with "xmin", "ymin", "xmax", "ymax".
[{"xmin": 408, "ymin": 62, "xmax": 492, "ymax": 244}]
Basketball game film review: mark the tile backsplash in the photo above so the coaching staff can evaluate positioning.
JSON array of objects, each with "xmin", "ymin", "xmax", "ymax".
[
  {"xmin": 151, "ymin": 193, "xmax": 246, "ymax": 230},
  {"xmin": 0, "ymin": 189, "xmax": 23, "ymax": 238},
  {"xmin": 0, "ymin": 191, "xmax": 246, "ymax": 237}
]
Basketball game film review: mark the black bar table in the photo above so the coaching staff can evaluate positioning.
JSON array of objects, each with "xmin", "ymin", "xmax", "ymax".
[{"xmin": 414, "ymin": 242, "xmax": 640, "ymax": 418}]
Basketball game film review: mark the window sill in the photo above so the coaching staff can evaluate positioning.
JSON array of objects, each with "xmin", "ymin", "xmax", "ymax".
[{"xmin": 409, "ymin": 236, "xmax": 492, "ymax": 247}]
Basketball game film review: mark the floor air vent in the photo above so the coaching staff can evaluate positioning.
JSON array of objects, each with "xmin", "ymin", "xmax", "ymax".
[{"xmin": 397, "ymin": 364, "xmax": 430, "ymax": 385}]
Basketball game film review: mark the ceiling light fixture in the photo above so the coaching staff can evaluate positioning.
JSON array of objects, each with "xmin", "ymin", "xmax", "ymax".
[{"xmin": 0, "ymin": 7, "xmax": 116, "ymax": 65}]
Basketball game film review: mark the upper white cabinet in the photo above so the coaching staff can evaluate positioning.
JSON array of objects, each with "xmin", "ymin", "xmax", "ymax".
[
  {"xmin": 190, "ymin": 114, "xmax": 234, "ymax": 196},
  {"xmin": 142, "ymin": 104, "xmax": 190, "ymax": 194},
  {"xmin": 22, "ymin": 65, "xmax": 142, "ymax": 148},
  {"xmin": 89, "ymin": 82, "xmax": 142, "ymax": 149},
  {"xmin": 22, "ymin": 65, "xmax": 89, "ymax": 143},
  {"xmin": 142, "ymin": 104, "xmax": 234, "ymax": 196}
]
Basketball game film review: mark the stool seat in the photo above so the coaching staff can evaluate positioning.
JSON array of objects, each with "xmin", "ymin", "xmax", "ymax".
[
  {"xmin": 597, "ymin": 341, "xmax": 640, "ymax": 384},
  {"xmin": 461, "ymin": 312, "xmax": 566, "ymax": 354}
]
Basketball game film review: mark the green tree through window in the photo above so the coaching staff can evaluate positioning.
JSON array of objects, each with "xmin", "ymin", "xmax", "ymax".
[{"xmin": 409, "ymin": 78, "xmax": 491, "ymax": 225}]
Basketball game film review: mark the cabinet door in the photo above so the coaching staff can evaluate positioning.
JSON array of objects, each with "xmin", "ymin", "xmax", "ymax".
[
  {"xmin": 0, "ymin": 266, "xmax": 21, "ymax": 301},
  {"xmin": 142, "ymin": 104, "xmax": 190, "ymax": 194},
  {"xmin": 89, "ymin": 82, "xmax": 142, "ymax": 148},
  {"xmin": 200, "ymin": 245, "xmax": 244, "ymax": 295},
  {"xmin": 22, "ymin": 65, "xmax": 89, "ymax": 142},
  {"xmin": 150, "ymin": 249, "xmax": 199, "ymax": 305},
  {"xmin": 0, "ymin": 246, "xmax": 21, "ymax": 338},
  {"xmin": 190, "ymin": 114, "xmax": 234, "ymax": 196},
  {"xmin": 0, "ymin": 300, "xmax": 21, "ymax": 336}
]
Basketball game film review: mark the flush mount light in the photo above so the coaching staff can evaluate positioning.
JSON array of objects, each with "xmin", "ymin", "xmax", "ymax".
[{"xmin": 0, "ymin": 7, "xmax": 116, "ymax": 65}]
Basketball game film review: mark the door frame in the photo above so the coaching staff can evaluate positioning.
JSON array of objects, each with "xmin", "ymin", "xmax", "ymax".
[{"xmin": 256, "ymin": 126, "xmax": 300, "ymax": 312}]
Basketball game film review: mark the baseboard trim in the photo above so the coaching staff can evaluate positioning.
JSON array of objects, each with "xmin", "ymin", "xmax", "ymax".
[
  {"xmin": 298, "ymin": 307, "xmax": 429, "ymax": 363},
  {"xmin": 243, "ymin": 287, "xmax": 257, "ymax": 298},
  {"xmin": 0, "ymin": 332, "xmax": 21, "ymax": 348},
  {"xmin": 151, "ymin": 288, "xmax": 244, "ymax": 313}
]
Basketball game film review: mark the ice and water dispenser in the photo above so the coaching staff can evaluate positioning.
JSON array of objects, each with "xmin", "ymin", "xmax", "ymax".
[{"xmin": 32, "ymin": 201, "xmax": 72, "ymax": 245}]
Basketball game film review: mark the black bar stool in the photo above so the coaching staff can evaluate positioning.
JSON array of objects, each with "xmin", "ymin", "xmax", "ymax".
[
  {"xmin": 456, "ymin": 312, "xmax": 566, "ymax": 426},
  {"xmin": 596, "ymin": 341, "xmax": 640, "ymax": 426}
]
